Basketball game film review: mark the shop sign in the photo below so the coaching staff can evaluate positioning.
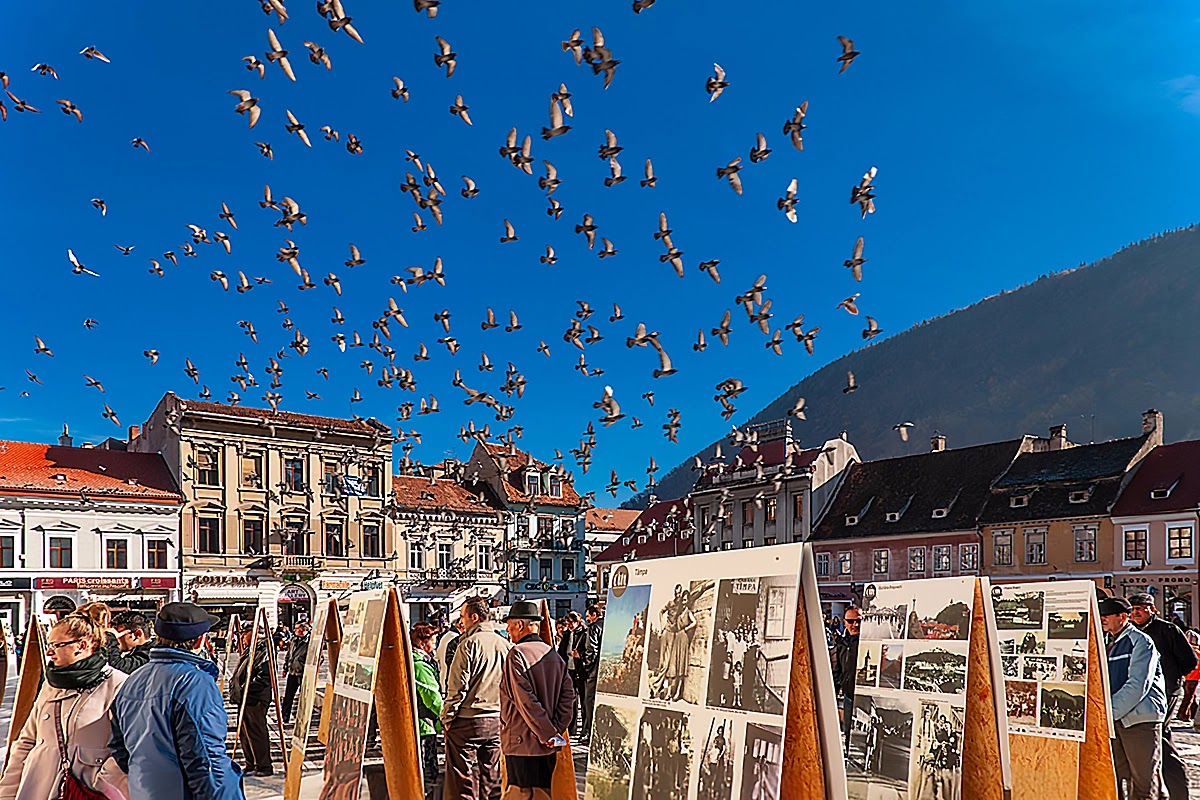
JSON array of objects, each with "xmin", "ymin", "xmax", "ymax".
[
  {"xmin": 279, "ymin": 583, "xmax": 312, "ymax": 602},
  {"xmin": 36, "ymin": 577, "xmax": 135, "ymax": 590},
  {"xmin": 187, "ymin": 575, "xmax": 259, "ymax": 588},
  {"xmin": 361, "ymin": 577, "xmax": 390, "ymax": 591},
  {"xmin": 0, "ymin": 577, "xmax": 32, "ymax": 590},
  {"xmin": 139, "ymin": 577, "xmax": 178, "ymax": 589},
  {"xmin": 320, "ymin": 579, "xmax": 354, "ymax": 590}
]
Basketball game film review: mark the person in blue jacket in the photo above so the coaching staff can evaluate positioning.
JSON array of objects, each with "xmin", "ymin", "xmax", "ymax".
[{"xmin": 109, "ymin": 602, "xmax": 244, "ymax": 800}]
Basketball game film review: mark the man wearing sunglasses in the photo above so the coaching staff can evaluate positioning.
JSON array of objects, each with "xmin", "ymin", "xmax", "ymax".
[{"xmin": 831, "ymin": 607, "xmax": 861, "ymax": 750}]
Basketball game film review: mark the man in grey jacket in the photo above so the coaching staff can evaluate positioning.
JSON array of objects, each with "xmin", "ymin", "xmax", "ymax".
[{"xmin": 441, "ymin": 595, "xmax": 512, "ymax": 800}]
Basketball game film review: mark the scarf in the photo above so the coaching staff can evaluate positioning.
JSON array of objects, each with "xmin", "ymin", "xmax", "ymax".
[{"xmin": 45, "ymin": 652, "xmax": 108, "ymax": 691}]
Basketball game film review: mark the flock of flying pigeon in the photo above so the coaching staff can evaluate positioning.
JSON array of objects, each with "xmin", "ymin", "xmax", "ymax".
[{"xmin": 1, "ymin": 0, "xmax": 916, "ymax": 502}]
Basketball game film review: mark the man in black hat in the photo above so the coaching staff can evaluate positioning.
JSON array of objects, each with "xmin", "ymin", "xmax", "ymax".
[
  {"xmin": 109, "ymin": 602, "xmax": 245, "ymax": 800},
  {"xmin": 1129, "ymin": 592, "xmax": 1197, "ymax": 800},
  {"xmin": 499, "ymin": 600, "xmax": 575, "ymax": 800}
]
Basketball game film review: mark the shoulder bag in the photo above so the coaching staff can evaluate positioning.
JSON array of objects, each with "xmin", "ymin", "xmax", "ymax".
[{"xmin": 53, "ymin": 698, "xmax": 108, "ymax": 800}]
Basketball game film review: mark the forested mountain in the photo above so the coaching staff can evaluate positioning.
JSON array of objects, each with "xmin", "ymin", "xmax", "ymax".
[{"xmin": 630, "ymin": 224, "xmax": 1200, "ymax": 507}]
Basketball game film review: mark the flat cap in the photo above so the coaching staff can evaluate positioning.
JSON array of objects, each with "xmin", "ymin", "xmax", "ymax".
[
  {"xmin": 155, "ymin": 602, "xmax": 220, "ymax": 641},
  {"xmin": 1126, "ymin": 592, "xmax": 1155, "ymax": 608},
  {"xmin": 1098, "ymin": 596, "xmax": 1132, "ymax": 616}
]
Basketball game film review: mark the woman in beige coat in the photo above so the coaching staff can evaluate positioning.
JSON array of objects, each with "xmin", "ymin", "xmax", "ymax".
[{"xmin": 0, "ymin": 614, "xmax": 129, "ymax": 800}]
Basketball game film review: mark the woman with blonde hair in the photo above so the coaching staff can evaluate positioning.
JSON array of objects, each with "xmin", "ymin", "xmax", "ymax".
[{"xmin": 0, "ymin": 613, "xmax": 129, "ymax": 800}]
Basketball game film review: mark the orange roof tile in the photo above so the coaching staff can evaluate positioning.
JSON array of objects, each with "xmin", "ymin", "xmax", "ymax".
[
  {"xmin": 586, "ymin": 507, "xmax": 641, "ymax": 532},
  {"xmin": 0, "ymin": 440, "xmax": 181, "ymax": 502},
  {"xmin": 481, "ymin": 442, "xmax": 581, "ymax": 508},
  {"xmin": 391, "ymin": 474, "xmax": 502, "ymax": 514}
]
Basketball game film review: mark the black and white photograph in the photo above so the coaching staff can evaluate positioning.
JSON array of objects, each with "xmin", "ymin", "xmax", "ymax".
[
  {"xmin": 1004, "ymin": 680, "xmax": 1038, "ymax": 726},
  {"xmin": 697, "ymin": 716, "xmax": 737, "ymax": 800},
  {"xmin": 738, "ymin": 723, "xmax": 783, "ymax": 800},
  {"xmin": 1047, "ymin": 610, "xmax": 1089, "ymax": 640},
  {"xmin": 598, "ymin": 583, "xmax": 652, "ymax": 697},
  {"xmin": 645, "ymin": 579, "xmax": 716, "ymax": 704},
  {"xmin": 901, "ymin": 577, "xmax": 974, "ymax": 641},
  {"xmin": 856, "ymin": 641, "xmax": 882, "ymax": 688},
  {"xmin": 1061, "ymin": 655, "xmax": 1087, "ymax": 683},
  {"xmin": 1039, "ymin": 682, "xmax": 1086, "ymax": 733},
  {"xmin": 1001, "ymin": 655, "xmax": 1019, "ymax": 679},
  {"xmin": 631, "ymin": 707, "xmax": 693, "ymax": 800},
  {"xmin": 900, "ymin": 642, "xmax": 969, "ymax": 696},
  {"xmin": 999, "ymin": 630, "xmax": 1046, "ymax": 655},
  {"xmin": 879, "ymin": 643, "xmax": 904, "ymax": 689},
  {"xmin": 706, "ymin": 575, "xmax": 796, "ymax": 714},
  {"xmin": 585, "ymin": 703, "xmax": 639, "ymax": 800},
  {"xmin": 909, "ymin": 700, "xmax": 965, "ymax": 800},
  {"xmin": 1021, "ymin": 655, "xmax": 1058, "ymax": 682},
  {"xmin": 991, "ymin": 586, "xmax": 1045, "ymax": 631},
  {"xmin": 859, "ymin": 583, "xmax": 908, "ymax": 641},
  {"xmin": 846, "ymin": 692, "xmax": 916, "ymax": 800}
]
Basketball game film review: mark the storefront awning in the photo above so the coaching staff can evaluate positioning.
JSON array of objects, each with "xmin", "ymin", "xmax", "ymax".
[{"xmin": 192, "ymin": 587, "xmax": 262, "ymax": 602}]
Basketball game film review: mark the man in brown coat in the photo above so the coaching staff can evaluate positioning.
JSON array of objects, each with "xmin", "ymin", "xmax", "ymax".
[{"xmin": 500, "ymin": 601, "xmax": 576, "ymax": 800}]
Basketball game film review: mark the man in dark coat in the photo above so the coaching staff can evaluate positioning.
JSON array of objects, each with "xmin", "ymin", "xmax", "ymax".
[
  {"xmin": 1130, "ymin": 592, "xmax": 1197, "ymax": 800},
  {"xmin": 109, "ymin": 611, "xmax": 155, "ymax": 674},
  {"xmin": 230, "ymin": 627, "xmax": 276, "ymax": 777},
  {"xmin": 576, "ymin": 604, "xmax": 604, "ymax": 743},
  {"xmin": 831, "ymin": 606, "xmax": 861, "ymax": 750},
  {"xmin": 499, "ymin": 601, "xmax": 575, "ymax": 800},
  {"xmin": 281, "ymin": 621, "xmax": 311, "ymax": 723}
]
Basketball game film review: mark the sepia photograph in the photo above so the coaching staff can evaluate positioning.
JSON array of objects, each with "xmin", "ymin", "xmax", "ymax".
[
  {"xmin": 319, "ymin": 692, "xmax": 372, "ymax": 800},
  {"xmin": 738, "ymin": 723, "xmax": 783, "ymax": 800},
  {"xmin": 1047, "ymin": 611, "xmax": 1089, "ymax": 640},
  {"xmin": 901, "ymin": 577, "xmax": 974, "ymax": 641},
  {"xmin": 357, "ymin": 597, "xmax": 386, "ymax": 659},
  {"xmin": 878, "ymin": 643, "xmax": 904, "ymax": 689},
  {"xmin": 901, "ymin": 642, "xmax": 969, "ymax": 696},
  {"xmin": 1039, "ymin": 682, "xmax": 1086, "ymax": 732},
  {"xmin": 1061, "ymin": 655, "xmax": 1087, "ymax": 683},
  {"xmin": 644, "ymin": 579, "xmax": 716, "ymax": 705},
  {"xmin": 1001, "ymin": 630, "xmax": 1046, "ymax": 655},
  {"xmin": 856, "ymin": 642, "xmax": 882, "ymax": 689},
  {"xmin": 846, "ymin": 692, "xmax": 916, "ymax": 800},
  {"xmin": 697, "ymin": 715, "xmax": 737, "ymax": 800},
  {"xmin": 909, "ymin": 700, "xmax": 965, "ymax": 800},
  {"xmin": 598, "ymin": 583, "xmax": 652, "ymax": 697},
  {"xmin": 585, "ymin": 703, "xmax": 639, "ymax": 800},
  {"xmin": 1021, "ymin": 656, "xmax": 1058, "ymax": 682},
  {"xmin": 631, "ymin": 706, "xmax": 693, "ymax": 800},
  {"xmin": 706, "ymin": 574, "xmax": 796, "ymax": 714},
  {"xmin": 992, "ymin": 586, "xmax": 1045, "ymax": 631},
  {"xmin": 1004, "ymin": 680, "xmax": 1038, "ymax": 726}
]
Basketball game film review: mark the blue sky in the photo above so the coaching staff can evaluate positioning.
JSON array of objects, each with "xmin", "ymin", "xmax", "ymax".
[{"xmin": 1, "ymin": 2, "xmax": 1198, "ymax": 503}]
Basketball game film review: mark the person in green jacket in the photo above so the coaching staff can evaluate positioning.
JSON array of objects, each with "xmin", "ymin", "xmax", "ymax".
[{"xmin": 412, "ymin": 622, "xmax": 444, "ymax": 800}]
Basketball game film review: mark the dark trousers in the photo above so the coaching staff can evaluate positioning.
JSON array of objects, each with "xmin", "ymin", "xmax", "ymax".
[
  {"xmin": 1114, "ymin": 720, "xmax": 1162, "ymax": 800},
  {"xmin": 282, "ymin": 673, "xmax": 302, "ymax": 723},
  {"xmin": 422, "ymin": 734, "xmax": 441, "ymax": 800},
  {"xmin": 444, "ymin": 716, "xmax": 501, "ymax": 800},
  {"xmin": 841, "ymin": 694, "xmax": 854, "ymax": 752},
  {"xmin": 580, "ymin": 675, "xmax": 598, "ymax": 740},
  {"xmin": 239, "ymin": 701, "xmax": 273, "ymax": 775},
  {"xmin": 569, "ymin": 671, "xmax": 586, "ymax": 735},
  {"xmin": 1162, "ymin": 691, "xmax": 1190, "ymax": 800}
]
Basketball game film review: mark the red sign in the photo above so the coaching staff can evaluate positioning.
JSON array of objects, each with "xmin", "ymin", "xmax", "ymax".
[
  {"xmin": 36, "ymin": 576, "xmax": 135, "ymax": 590},
  {"xmin": 139, "ymin": 577, "xmax": 177, "ymax": 589}
]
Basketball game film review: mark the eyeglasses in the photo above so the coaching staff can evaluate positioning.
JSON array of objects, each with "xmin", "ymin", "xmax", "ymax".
[
  {"xmin": 845, "ymin": 619, "xmax": 862, "ymax": 626},
  {"xmin": 46, "ymin": 638, "xmax": 85, "ymax": 652}
]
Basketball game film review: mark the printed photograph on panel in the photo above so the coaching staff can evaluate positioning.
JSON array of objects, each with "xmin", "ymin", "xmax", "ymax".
[
  {"xmin": 991, "ymin": 586, "xmax": 1045, "ymax": 630},
  {"xmin": 644, "ymin": 580, "xmax": 716, "ymax": 705},
  {"xmin": 351, "ymin": 662, "xmax": 375, "ymax": 692},
  {"xmin": 856, "ymin": 642, "xmax": 882, "ymax": 689},
  {"xmin": 860, "ymin": 583, "xmax": 908, "ymax": 641},
  {"xmin": 901, "ymin": 579, "xmax": 973, "ymax": 641},
  {"xmin": 901, "ymin": 641, "xmax": 969, "ymax": 696},
  {"xmin": 357, "ymin": 597, "xmax": 386, "ymax": 659},
  {"xmin": 598, "ymin": 584, "xmax": 652, "ymax": 697},
  {"xmin": 738, "ymin": 723, "xmax": 783, "ymax": 800},
  {"xmin": 1039, "ymin": 682, "xmax": 1086, "ymax": 733},
  {"xmin": 910, "ymin": 700, "xmax": 964, "ymax": 800},
  {"xmin": 697, "ymin": 715, "xmax": 737, "ymax": 800},
  {"xmin": 585, "ymin": 703, "xmax": 639, "ymax": 800},
  {"xmin": 631, "ymin": 707, "xmax": 693, "ymax": 800},
  {"xmin": 1062, "ymin": 654, "xmax": 1087, "ymax": 683},
  {"xmin": 999, "ymin": 630, "xmax": 1045, "ymax": 655},
  {"xmin": 706, "ymin": 575, "xmax": 796, "ymax": 714},
  {"xmin": 1001, "ymin": 656, "xmax": 1019, "ymax": 679},
  {"xmin": 318, "ymin": 692, "xmax": 372, "ymax": 800},
  {"xmin": 1047, "ymin": 611, "xmax": 1089, "ymax": 640},
  {"xmin": 1021, "ymin": 655, "xmax": 1058, "ymax": 682},
  {"xmin": 847, "ymin": 692, "xmax": 916, "ymax": 800},
  {"xmin": 1004, "ymin": 680, "xmax": 1038, "ymax": 726},
  {"xmin": 878, "ymin": 643, "xmax": 904, "ymax": 689}
]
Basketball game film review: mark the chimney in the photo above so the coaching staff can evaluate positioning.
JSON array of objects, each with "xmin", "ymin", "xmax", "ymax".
[
  {"xmin": 1141, "ymin": 409, "xmax": 1163, "ymax": 446},
  {"xmin": 1049, "ymin": 424, "xmax": 1068, "ymax": 451},
  {"xmin": 128, "ymin": 425, "xmax": 140, "ymax": 442},
  {"xmin": 930, "ymin": 434, "xmax": 946, "ymax": 452},
  {"xmin": 58, "ymin": 424, "xmax": 73, "ymax": 448}
]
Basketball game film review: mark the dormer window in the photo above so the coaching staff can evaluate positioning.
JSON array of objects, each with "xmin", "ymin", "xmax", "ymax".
[
  {"xmin": 931, "ymin": 508, "xmax": 949, "ymax": 519},
  {"xmin": 638, "ymin": 534, "xmax": 648, "ymax": 544},
  {"xmin": 1010, "ymin": 495, "xmax": 1029, "ymax": 508},
  {"xmin": 53, "ymin": 473, "xmax": 67, "ymax": 484},
  {"xmin": 549, "ymin": 475, "xmax": 562, "ymax": 498},
  {"xmin": 885, "ymin": 512, "xmax": 901, "ymax": 523},
  {"xmin": 1068, "ymin": 489, "xmax": 1090, "ymax": 504},
  {"xmin": 525, "ymin": 472, "xmax": 540, "ymax": 496},
  {"xmin": 845, "ymin": 515, "xmax": 859, "ymax": 526}
]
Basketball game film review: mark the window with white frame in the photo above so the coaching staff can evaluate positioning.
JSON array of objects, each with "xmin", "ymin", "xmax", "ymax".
[
  {"xmin": 105, "ymin": 539, "xmax": 128, "ymax": 569},
  {"xmin": 908, "ymin": 546, "xmax": 926, "ymax": 574},
  {"xmin": 437, "ymin": 543, "xmax": 453, "ymax": 571},
  {"xmin": 477, "ymin": 544, "xmax": 492, "ymax": 572},
  {"xmin": 549, "ymin": 475, "xmax": 562, "ymax": 498},
  {"xmin": 873, "ymin": 549, "xmax": 889, "ymax": 575},
  {"xmin": 1168, "ymin": 525, "xmax": 1194, "ymax": 561},
  {"xmin": 195, "ymin": 447, "xmax": 221, "ymax": 486},
  {"xmin": 1024, "ymin": 527, "xmax": 1047, "ymax": 565},
  {"xmin": 526, "ymin": 472, "xmax": 540, "ymax": 496},
  {"xmin": 816, "ymin": 552, "xmax": 830, "ymax": 576},
  {"xmin": 765, "ymin": 497, "xmax": 777, "ymax": 524},
  {"xmin": 49, "ymin": 536, "xmax": 73, "ymax": 568},
  {"xmin": 742, "ymin": 538, "xmax": 755, "ymax": 549},
  {"xmin": 1073, "ymin": 524, "xmax": 1097, "ymax": 562},
  {"xmin": 993, "ymin": 530, "xmax": 1013, "ymax": 566},
  {"xmin": 933, "ymin": 545, "xmax": 952, "ymax": 572},
  {"xmin": 837, "ymin": 551, "xmax": 852, "ymax": 575},
  {"xmin": 408, "ymin": 542, "xmax": 425, "ymax": 571},
  {"xmin": 1124, "ymin": 528, "xmax": 1148, "ymax": 564},
  {"xmin": 146, "ymin": 539, "xmax": 169, "ymax": 570},
  {"xmin": 960, "ymin": 543, "xmax": 979, "ymax": 571}
]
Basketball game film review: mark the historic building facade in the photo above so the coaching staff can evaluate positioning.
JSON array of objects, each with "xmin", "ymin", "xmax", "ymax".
[
  {"xmin": 0, "ymin": 435, "xmax": 182, "ymax": 637},
  {"xmin": 593, "ymin": 497, "xmax": 693, "ymax": 597},
  {"xmin": 130, "ymin": 393, "xmax": 394, "ymax": 628}
]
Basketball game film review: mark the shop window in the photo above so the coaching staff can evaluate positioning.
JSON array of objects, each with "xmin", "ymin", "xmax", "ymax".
[
  {"xmin": 362, "ymin": 524, "xmax": 382, "ymax": 558},
  {"xmin": 106, "ymin": 540, "xmax": 128, "ymax": 569},
  {"xmin": 197, "ymin": 517, "xmax": 222, "ymax": 554},
  {"xmin": 49, "ymin": 536, "xmax": 73, "ymax": 568},
  {"xmin": 146, "ymin": 540, "xmax": 169, "ymax": 570}
]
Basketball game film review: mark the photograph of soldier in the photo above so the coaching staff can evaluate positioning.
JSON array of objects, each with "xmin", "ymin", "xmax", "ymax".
[
  {"xmin": 1047, "ymin": 610, "xmax": 1089, "ymax": 640},
  {"xmin": 584, "ymin": 703, "xmax": 639, "ymax": 800},
  {"xmin": 644, "ymin": 579, "xmax": 715, "ymax": 704},
  {"xmin": 1021, "ymin": 655, "xmax": 1058, "ymax": 682},
  {"xmin": 1038, "ymin": 682, "xmax": 1086, "ymax": 732},
  {"xmin": 1004, "ymin": 680, "xmax": 1038, "ymax": 726},
  {"xmin": 631, "ymin": 707, "xmax": 693, "ymax": 800},
  {"xmin": 910, "ymin": 700, "xmax": 965, "ymax": 800},
  {"xmin": 706, "ymin": 575, "xmax": 795, "ymax": 715},
  {"xmin": 991, "ymin": 587, "xmax": 1046, "ymax": 630},
  {"xmin": 846, "ymin": 692, "xmax": 916, "ymax": 800},
  {"xmin": 900, "ymin": 642, "xmax": 969, "ymax": 696},
  {"xmin": 697, "ymin": 716, "xmax": 736, "ymax": 800},
  {"xmin": 597, "ymin": 583, "xmax": 651, "ymax": 697},
  {"xmin": 738, "ymin": 723, "xmax": 783, "ymax": 800},
  {"xmin": 855, "ymin": 642, "xmax": 881, "ymax": 689},
  {"xmin": 878, "ymin": 643, "xmax": 904, "ymax": 689}
]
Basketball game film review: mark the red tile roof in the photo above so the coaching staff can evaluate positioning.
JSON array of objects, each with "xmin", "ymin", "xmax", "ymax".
[
  {"xmin": 585, "ymin": 508, "xmax": 641, "ymax": 533},
  {"xmin": 480, "ymin": 442, "xmax": 581, "ymax": 508},
  {"xmin": 594, "ymin": 497, "xmax": 693, "ymax": 563},
  {"xmin": 0, "ymin": 440, "xmax": 181, "ymax": 502},
  {"xmin": 391, "ymin": 474, "xmax": 502, "ymax": 514},
  {"xmin": 1112, "ymin": 440, "xmax": 1200, "ymax": 516},
  {"xmin": 179, "ymin": 398, "xmax": 390, "ymax": 435}
]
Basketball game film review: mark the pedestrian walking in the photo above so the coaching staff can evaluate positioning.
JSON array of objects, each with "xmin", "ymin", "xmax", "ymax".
[
  {"xmin": 831, "ymin": 606, "xmax": 862, "ymax": 750},
  {"xmin": 108, "ymin": 611, "xmax": 155, "ymax": 674},
  {"xmin": 412, "ymin": 622, "xmax": 445, "ymax": 800},
  {"xmin": 1180, "ymin": 627, "xmax": 1200, "ymax": 723},
  {"xmin": 230, "ymin": 628, "xmax": 275, "ymax": 777},
  {"xmin": 577, "ymin": 604, "xmax": 604, "ymax": 743},
  {"xmin": 436, "ymin": 616, "xmax": 465, "ymax": 695},
  {"xmin": 499, "ymin": 601, "xmax": 575, "ymax": 800},
  {"xmin": 1129, "ymin": 592, "xmax": 1197, "ymax": 800},
  {"xmin": 441, "ymin": 595, "xmax": 511, "ymax": 800},
  {"xmin": 0, "ymin": 613, "xmax": 129, "ymax": 800},
  {"xmin": 1100, "ymin": 596, "xmax": 1168, "ymax": 800},
  {"xmin": 281, "ymin": 621, "xmax": 310, "ymax": 724},
  {"xmin": 558, "ymin": 613, "xmax": 585, "ymax": 736}
]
